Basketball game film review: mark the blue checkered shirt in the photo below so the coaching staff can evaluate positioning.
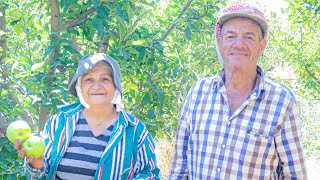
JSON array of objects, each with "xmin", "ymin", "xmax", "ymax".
[{"xmin": 168, "ymin": 66, "xmax": 307, "ymax": 179}]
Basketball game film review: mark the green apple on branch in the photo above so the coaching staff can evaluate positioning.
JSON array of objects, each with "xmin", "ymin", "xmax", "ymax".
[
  {"xmin": 6, "ymin": 120, "xmax": 31, "ymax": 143},
  {"xmin": 23, "ymin": 136, "xmax": 46, "ymax": 159}
]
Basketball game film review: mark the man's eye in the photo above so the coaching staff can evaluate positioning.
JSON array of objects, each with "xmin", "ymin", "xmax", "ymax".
[{"xmin": 84, "ymin": 78, "xmax": 92, "ymax": 82}]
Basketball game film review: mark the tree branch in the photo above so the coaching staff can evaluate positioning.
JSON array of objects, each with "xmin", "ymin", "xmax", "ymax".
[
  {"xmin": 269, "ymin": 31, "xmax": 320, "ymax": 86},
  {"xmin": 300, "ymin": 59, "xmax": 320, "ymax": 85},
  {"xmin": 99, "ymin": 35, "xmax": 110, "ymax": 52},
  {"xmin": 0, "ymin": 7, "xmax": 7, "ymax": 61},
  {"xmin": 38, "ymin": 0, "xmax": 62, "ymax": 133},
  {"xmin": 297, "ymin": 93, "xmax": 320, "ymax": 101},
  {"xmin": 0, "ymin": 6, "xmax": 36, "ymax": 130},
  {"xmin": 71, "ymin": 35, "xmax": 80, "ymax": 52},
  {"xmin": 157, "ymin": 0, "xmax": 194, "ymax": 41},
  {"xmin": 60, "ymin": 2, "xmax": 107, "ymax": 31},
  {"xmin": 0, "ymin": 70, "xmax": 36, "ymax": 130},
  {"xmin": 1, "ymin": 68, "xmax": 26, "ymax": 94},
  {"xmin": 191, "ymin": 4, "xmax": 209, "ymax": 20},
  {"xmin": 299, "ymin": 27, "xmax": 320, "ymax": 86}
]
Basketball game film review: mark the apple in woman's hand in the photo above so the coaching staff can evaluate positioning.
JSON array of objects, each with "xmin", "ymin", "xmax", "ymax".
[
  {"xmin": 23, "ymin": 136, "xmax": 46, "ymax": 159},
  {"xmin": 6, "ymin": 120, "xmax": 31, "ymax": 143}
]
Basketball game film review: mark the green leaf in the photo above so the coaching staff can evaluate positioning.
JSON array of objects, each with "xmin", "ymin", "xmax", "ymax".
[
  {"xmin": 13, "ymin": 23, "xmax": 23, "ymax": 34},
  {"xmin": 116, "ymin": 5, "xmax": 129, "ymax": 23},
  {"xmin": 156, "ymin": 90, "xmax": 165, "ymax": 104},
  {"xmin": 0, "ymin": 30, "xmax": 6, "ymax": 36},
  {"xmin": 11, "ymin": 61, "xmax": 19, "ymax": 72},
  {"xmin": 127, "ymin": 47, "xmax": 140, "ymax": 55},
  {"xmin": 147, "ymin": 109, "xmax": 155, "ymax": 119},
  {"xmin": 125, "ymin": 39, "xmax": 149, "ymax": 47},
  {"xmin": 140, "ymin": 0, "xmax": 155, "ymax": 7},
  {"xmin": 173, "ymin": 67, "xmax": 180, "ymax": 77},
  {"xmin": 1, "ymin": 163, "xmax": 8, "ymax": 171},
  {"xmin": 115, "ymin": 16, "xmax": 126, "ymax": 40},
  {"xmin": 5, "ymin": 174, "xmax": 17, "ymax": 180},
  {"xmin": 97, "ymin": 6, "xmax": 109, "ymax": 19},
  {"xmin": 31, "ymin": 62, "xmax": 44, "ymax": 71},
  {"xmin": 44, "ymin": 46, "xmax": 54, "ymax": 56},
  {"xmin": 8, "ymin": 9, "xmax": 22, "ymax": 20},
  {"xmin": 0, "ymin": 138, "xmax": 8, "ymax": 147},
  {"xmin": 127, "ymin": 82, "xmax": 138, "ymax": 91},
  {"xmin": 315, "ymin": 6, "xmax": 320, "ymax": 14},
  {"xmin": 92, "ymin": 15, "xmax": 104, "ymax": 36},
  {"xmin": 141, "ymin": 93, "xmax": 150, "ymax": 107},
  {"xmin": 123, "ymin": 49, "xmax": 131, "ymax": 60}
]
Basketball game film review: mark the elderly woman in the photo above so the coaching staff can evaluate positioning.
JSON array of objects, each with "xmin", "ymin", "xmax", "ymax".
[{"xmin": 15, "ymin": 53, "xmax": 160, "ymax": 179}]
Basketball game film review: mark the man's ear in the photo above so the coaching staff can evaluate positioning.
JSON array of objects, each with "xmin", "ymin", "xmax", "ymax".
[
  {"xmin": 217, "ymin": 35, "xmax": 221, "ymax": 45},
  {"xmin": 259, "ymin": 38, "xmax": 267, "ymax": 55},
  {"xmin": 217, "ymin": 36, "xmax": 222, "ymax": 51}
]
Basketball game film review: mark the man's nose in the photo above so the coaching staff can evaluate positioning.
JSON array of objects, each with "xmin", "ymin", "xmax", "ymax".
[{"xmin": 232, "ymin": 37, "xmax": 245, "ymax": 46}]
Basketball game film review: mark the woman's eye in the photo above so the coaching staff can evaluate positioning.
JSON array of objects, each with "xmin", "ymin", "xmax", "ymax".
[{"xmin": 103, "ymin": 78, "xmax": 111, "ymax": 81}]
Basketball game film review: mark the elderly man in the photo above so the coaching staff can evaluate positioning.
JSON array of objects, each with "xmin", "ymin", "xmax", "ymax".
[{"xmin": 168, "ymin": 4, "xmax": 307, "ymax": 179}]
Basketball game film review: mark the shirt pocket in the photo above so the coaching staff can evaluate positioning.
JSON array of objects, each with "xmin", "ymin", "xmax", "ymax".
[{"xmin": 240, "ymin": 131, "xmax": 274, "ymax": 166}]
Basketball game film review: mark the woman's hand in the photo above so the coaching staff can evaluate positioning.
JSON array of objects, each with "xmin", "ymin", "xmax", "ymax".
[{"xmin": 14, "ymin": 140, "xmax": 44, "ymax": 170}]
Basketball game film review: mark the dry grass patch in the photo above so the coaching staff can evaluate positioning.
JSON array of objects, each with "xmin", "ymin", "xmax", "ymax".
[{"xmin": 155, "ymin": 139, "xmax": 175, "ymax": 179}]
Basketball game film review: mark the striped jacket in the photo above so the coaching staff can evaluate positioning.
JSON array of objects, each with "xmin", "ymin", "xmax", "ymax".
[{"xmin": 25, "ymin": 103, "xmax": 160, "ymax": 180}]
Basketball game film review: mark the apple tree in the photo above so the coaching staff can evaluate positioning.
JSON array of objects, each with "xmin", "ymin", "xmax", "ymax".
[{"xmin": 0, "ymin": 0, "xmax": 223, "ymax": 177}]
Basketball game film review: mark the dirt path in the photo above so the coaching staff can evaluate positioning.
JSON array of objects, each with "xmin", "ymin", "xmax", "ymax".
[{"xmin": 307, "ymin": 158, "xmax": 320, "ymax": 180}]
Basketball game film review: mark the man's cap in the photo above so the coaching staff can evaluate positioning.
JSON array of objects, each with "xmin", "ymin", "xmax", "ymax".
[
  {"xmin": 68, "ymin": 53, "xmax": 122, "ymax": 97},
  {"xmin": 217, "ymin": 4, "xmax": 268, "ymax": 36}
]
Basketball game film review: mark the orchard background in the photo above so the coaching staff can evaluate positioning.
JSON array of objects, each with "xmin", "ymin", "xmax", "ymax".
[{"xmin": 0, "ymin": 0, "xmax": 319, "ymax": 179}]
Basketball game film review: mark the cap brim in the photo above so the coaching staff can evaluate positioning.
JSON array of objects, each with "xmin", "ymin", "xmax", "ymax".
[{"xmin": 218, "ymin": 12, "xmax": 268, "ymax": 34}]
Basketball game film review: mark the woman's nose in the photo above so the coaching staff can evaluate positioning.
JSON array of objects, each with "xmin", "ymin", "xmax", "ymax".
[{"xmin": 91, "ymin": 80, "xmax": 103, "ymax": 87}]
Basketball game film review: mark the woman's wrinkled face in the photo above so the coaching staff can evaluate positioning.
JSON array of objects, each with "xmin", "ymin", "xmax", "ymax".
[{"xmin": 81, "ymin": 62, "xmax": 115, "ymax": 108}]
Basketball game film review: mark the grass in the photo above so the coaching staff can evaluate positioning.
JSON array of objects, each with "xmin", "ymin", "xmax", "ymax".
[{"xmin": 300, "ymin": 99, "xmax": 320, "ymax": 158}]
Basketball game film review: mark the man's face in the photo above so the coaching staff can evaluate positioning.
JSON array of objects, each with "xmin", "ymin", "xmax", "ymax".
[{"xmin": 217, "ymin": 17, "xmax": 266, "ymax": 73}]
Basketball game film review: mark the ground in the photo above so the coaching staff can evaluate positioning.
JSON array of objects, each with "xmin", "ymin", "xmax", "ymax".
[{"xmin": 307, "ymin": 158, "xmax": 320, "ymax": 180}]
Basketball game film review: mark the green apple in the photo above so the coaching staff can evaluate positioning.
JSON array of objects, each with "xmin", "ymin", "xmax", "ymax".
[
  {"xmin": 6, "ymin": 120, "xmax": 31, "ymax": 143},
  {"xmin": 23, "ymin": 136, "xmax": 46, "ymax": 159}
]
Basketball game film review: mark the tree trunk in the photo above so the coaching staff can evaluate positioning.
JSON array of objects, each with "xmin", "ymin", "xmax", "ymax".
[{"xmin": 38, "ymin": 0, "xmax": 61, "ymax": 133}]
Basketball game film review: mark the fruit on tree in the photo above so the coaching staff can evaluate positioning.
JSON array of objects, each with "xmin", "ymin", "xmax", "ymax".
[{"xmin": 6, "ymin": 120, "xmax": 31, "ymax": 143}]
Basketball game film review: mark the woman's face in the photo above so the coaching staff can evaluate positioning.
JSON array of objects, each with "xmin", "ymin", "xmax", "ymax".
[{"xmin": 81, "ymin": 62, "xmax": 115, "ymax": 108}]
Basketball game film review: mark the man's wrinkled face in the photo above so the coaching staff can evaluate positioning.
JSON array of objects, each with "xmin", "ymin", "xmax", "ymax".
[{"xmin": 218, "ymin": 17, "xmax": 266, "ymax": 73}]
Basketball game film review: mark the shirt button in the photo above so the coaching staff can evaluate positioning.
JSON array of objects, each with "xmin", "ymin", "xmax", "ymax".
[
  {"xmin": 221, "ymin": 144, "xmax": 226, "ymax": 149},
  {"xmin": 217, "ymin": 168, "xmax": 221, "ymax": 172}
]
